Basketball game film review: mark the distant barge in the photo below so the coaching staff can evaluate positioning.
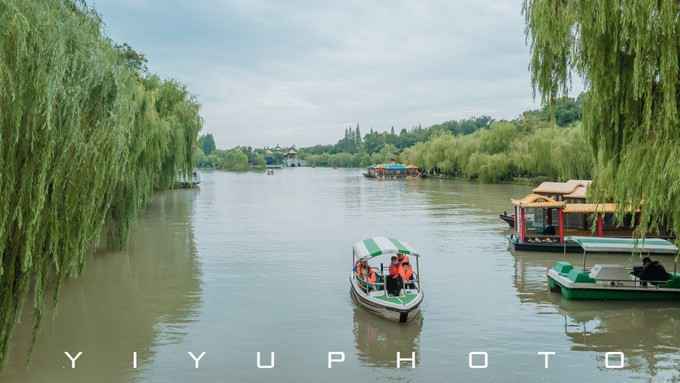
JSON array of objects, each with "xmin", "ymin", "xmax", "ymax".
[{"xmin": 364, "ymin": 162, "xmax": 422, "ymax": 179}]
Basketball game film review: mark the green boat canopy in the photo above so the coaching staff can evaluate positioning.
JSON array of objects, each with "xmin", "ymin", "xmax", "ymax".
[
  {"xmin": 567, "ymin": 236, "xmax": 679, "ymax": 254},
  {"xmin": 353, "ymin": 237, "xmax": 419, "ymax": 259}
]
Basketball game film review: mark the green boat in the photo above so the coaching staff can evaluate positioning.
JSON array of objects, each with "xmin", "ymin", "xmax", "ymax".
[
  {"xmin": 350, "ymin": 237, "xmax": 423, "ymax": 323},
  {"xmin": 547, "ymin": 236, "xmax": 680, "ymax": 300}
]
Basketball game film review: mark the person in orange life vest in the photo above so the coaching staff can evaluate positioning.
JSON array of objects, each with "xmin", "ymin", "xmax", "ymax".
[
  {"xmin": 386, "ymin": 256, "xmax": 403, "ymax": 296},
  {"xmin": 400, "ymin": 262, "xmax": 414, "ymax": 288},
  {"xmin": 397, "ymin": 252, "xmax": 409, "ymax": 266},
  {"xmin": 354, "ymin": 260, "xmax": 364, "ymax": 278},
  {"xmin": 366, "ymin": 267, "xmax": 378, "ymax": 291}
]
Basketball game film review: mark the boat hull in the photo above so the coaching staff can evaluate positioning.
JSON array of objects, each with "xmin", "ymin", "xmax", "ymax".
[
  {"xmin": 509, "ymin": 236, "xmax": 582, "ymax": 253},
  {"xmin": 499, "ymin": 214, "xmax": 514, "ymax": 228},
  {"xmin": 349, "ymin": 275, "xmax": 422, "ymax": 323},
  {"xmin": 548, "ymin": 269, "xmax": 680, "ymax": 301}
]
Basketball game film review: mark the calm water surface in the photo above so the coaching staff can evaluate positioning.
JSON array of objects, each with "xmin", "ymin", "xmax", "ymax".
[{"xmin": 2, "ymin": 168, "xmax": 679, "ymax": 383}]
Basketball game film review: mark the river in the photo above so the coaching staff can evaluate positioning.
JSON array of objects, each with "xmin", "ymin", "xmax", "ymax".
[{"xmin": 1, "ymin": 168, "xmax": 679, "ymax": 383}]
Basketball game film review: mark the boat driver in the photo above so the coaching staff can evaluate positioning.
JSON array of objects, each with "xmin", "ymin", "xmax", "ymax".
[
  {"xmin": 387, "ymin": 256, "xmax": 403, "ymax": 296},
  {"xmin": 632, "ymin": 257, "xmax": 670, "ymax": 284}
]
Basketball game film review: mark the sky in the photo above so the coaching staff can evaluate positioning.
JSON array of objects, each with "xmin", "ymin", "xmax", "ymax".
[{"xmin": 93, "ymin": 0, "xmax": 541, "ymax": 149}]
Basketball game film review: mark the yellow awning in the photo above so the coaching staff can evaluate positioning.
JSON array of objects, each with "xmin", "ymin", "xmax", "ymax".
[
  {"xmin": 533, "ymin": 179, "xmax": 591, "ymax": 196},
  {"xmin": 511, "ymin": 194, "xmax": 565, "ymax": 208},
  {"xmin": 563, "ymin": 203, "xmax": 619, "ymax": 214}
]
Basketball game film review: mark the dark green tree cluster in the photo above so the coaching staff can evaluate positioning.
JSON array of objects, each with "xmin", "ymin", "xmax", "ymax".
[
  {"xmin": 402, "ymin": 116, "xmax": 591, "ymax": 182},
  {"xmin": 198, "ymin": 134, "xmax": 216, "ymax": 155},
  {"xmin": 524, "ymin": 0, "xmax": 680, "ymax": 237},
  {"xmin": 0, "ymin": 0, "xmax": 202, "ymax": 365},
  {"xmin": 300, "ymin": 117, "xmax": 494, "ymax": 167},
  {"xmin": 195, "ymin": 144, "xmax": 266, "ymax": 171}
]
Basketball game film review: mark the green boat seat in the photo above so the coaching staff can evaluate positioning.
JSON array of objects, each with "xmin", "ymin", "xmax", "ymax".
[
  {"xmin": 553, "ymin": 261, "xmax": 573, "ymax": 274},
  {"xmin": 566, "ymin": 269, "xmax": 596, "ymax": 283}
]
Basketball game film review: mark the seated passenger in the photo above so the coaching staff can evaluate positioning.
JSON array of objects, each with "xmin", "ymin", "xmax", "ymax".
[
  {"xmin": 366, "ymin": 267, "xmax": 377, "ymax": 291},
  {"xmin": 397, "ymin": 252, "xmax": 409, "ymax": 266},
  {"xmin": 355, "ymin": 260, "xmax": 365, "ymax": 278},
  {"xmin": 400, "ymin": 262, "xmax": 414, "ymax": 287},
  {"xmin": 633, "ymin": 257, "xmax": 670, "ymax": 283}
]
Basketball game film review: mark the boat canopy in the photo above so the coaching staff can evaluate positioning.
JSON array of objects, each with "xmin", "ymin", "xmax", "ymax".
[
  {"xmin": 511, "ymin": 194, "xmax": 564, "ymax": 208},
  {"xmin": 533, "ymin": 180, "xmax": 591, "ymax": 197},
  {"xmin": 353, "ymin": 237, "xmax": 419, "ymax": 259},
  {"xmin": 370, "ymin": 163, "xmax": 408, "ymax": 170},
  {"xmin": 567, "ymin": 236, "xmax": 679, "ymax": 254}
]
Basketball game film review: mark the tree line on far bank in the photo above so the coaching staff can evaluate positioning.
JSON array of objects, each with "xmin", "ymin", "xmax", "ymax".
[{"xmin": 197, "ymin": 96, "xmax": 589, "ymax": 182}]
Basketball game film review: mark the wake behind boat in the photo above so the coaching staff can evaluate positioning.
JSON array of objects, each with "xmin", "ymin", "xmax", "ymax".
[{"xmin": 349, "ymin": 237, "xmax": 423, "ymax": 323}]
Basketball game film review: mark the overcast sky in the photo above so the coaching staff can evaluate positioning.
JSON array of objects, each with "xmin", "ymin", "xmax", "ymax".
[{"xmin": 93, "ymin": 0, "xmax": 540, "ymax": 148}]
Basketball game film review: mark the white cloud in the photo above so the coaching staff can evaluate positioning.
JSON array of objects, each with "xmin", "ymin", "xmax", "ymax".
[{"xmin": 94, "ymin": 0, "xmax": 542, "ymax": 148}]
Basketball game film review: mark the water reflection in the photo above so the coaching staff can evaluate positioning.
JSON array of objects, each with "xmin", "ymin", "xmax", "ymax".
[
  {"xmin": 0, "ymin": 190, "xmax": 202, "ymax": 383},
  {"xmin": 352, "ymin": 305, "xmax": 422, "ymax": 368},
  {"xmin": 511, "ymin": 250, "xmax": 680, "ymax": 380}
]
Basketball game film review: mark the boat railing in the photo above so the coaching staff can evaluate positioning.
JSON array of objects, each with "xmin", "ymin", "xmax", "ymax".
[
  {"xmin": 577, "ymin": 269, "xmax": 674, "ymax": 288},
  {"xmin": 354, "ymin": 273, "xmax": 420, "ymax": 290},
  {"xmin": 594, "ymin": 279, "xmax": 674, "ymax": 289}
]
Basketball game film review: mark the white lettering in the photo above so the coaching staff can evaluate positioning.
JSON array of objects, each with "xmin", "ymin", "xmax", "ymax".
[
  {"xmin": 396, "ymin": 352, "xmax": 416, "ymax": 369},
  {"xmin": 64, "ymin": 352, "xmax": 82, "ymax": 369},
  {"xmin": 605, "ymin": 352, "xmax": 624, "ymax": 369},
  {"xmin": 188, "ymin": 352, "xmax": 206, "ymax": 369},
  {"xmin": 468, "ymin": 352, "xmax": 488, "ymax": 369},
  {"xmin": 328, "ymin": 352, "xmax": 345, "ymax": 368},
  {"xmin": 257, "ymin": 352, "xmax": 275, "ymax": 369},
  {"xmin": 537, "ymin": 352, "xmax": 555, "ymax": 368},
  {"xmin": 132, "ymin": 352, "xmax": 138, "ymax": 369}
]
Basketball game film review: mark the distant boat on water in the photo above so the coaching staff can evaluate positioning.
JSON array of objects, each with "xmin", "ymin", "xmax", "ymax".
[{"xmin": 363, "ymin": 162, "xmax": 422, "ymax": 180}]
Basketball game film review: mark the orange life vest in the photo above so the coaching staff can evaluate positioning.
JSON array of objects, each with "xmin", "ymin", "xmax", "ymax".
[
  {"xmin": 400, "ymin": 266, "xmax": 413, "ymax": 282},
  {"xmin": 356, "ymin": 262, "xmax": 364, "ymax": 276},
  {"xmin": 389, "ymin": 263, "xmax": 401, "ymax": 278},
  {"xmin": 397, "ymin": 254, "xmax": 409, "ymax": 265}
]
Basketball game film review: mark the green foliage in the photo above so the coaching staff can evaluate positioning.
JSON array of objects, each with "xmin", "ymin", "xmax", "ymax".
[
  {"xmin": 0, "ymin": 0, "xmax": 201, "ymax": 365},
  {"xmin": 198, "ymin": 134, "xmax": 216, "ymax": 155},
  {"xmin": 300, "ymin": 116, "xmax": 495, "ymax": 167},
  {"xmin": 220, "ymin": 149, "xmax": 250, "ymax": 171},
  {"xmin": 524, "ymin": 0, "xmax": 680, "ymax": 237},
  {"xmin": 404, "ymin": 119, "xmax": 592, "ymax": 182},
  {"xmin": 196, "ymin": 146, "xmax": 266, "ymax": 170}
]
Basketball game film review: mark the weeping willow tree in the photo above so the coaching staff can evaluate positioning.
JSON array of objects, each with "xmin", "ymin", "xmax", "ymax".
[
  {"xmin": 524, "ymin": 0, "xmax": 680, "ymax": 237},
  {"xmin": 0, "ymin": 0, "xmax": 202, "ymax": 365}
]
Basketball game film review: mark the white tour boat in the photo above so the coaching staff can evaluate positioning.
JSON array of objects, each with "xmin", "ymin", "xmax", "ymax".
[{"xmin": 349, "ymin": 237, "xmax": 423, "ymax": 323}]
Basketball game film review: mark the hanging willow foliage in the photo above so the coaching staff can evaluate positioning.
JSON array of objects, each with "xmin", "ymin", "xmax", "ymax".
[
  {"xmin": 0, "ymin": 0, "xmax": 202, "ymax": 365},
  {"xmin": 524, "ymin": 0, "xmax": 680, "ymax": 237}
]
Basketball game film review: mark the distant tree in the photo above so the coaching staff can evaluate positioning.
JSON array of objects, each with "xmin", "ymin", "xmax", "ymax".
[
  {"xmin": 355, "ymin": 123, "xmax": 362, "ymax": 146},
  {"xmin": 198, "ymin": 133, "xmax": 216, "ymax": 155},
  {"xmin": 114, "ymin": 43, "xmax": 148, "ymax": 74}
]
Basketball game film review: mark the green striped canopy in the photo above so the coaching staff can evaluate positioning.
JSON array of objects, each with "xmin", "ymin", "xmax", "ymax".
[
  {"xmin": 567, "ymin": 236, "xmax": 679, "ymax": 254},
  {"xmin": 353, "ymin": 237, "xmax": 419, "ymax": 259}
]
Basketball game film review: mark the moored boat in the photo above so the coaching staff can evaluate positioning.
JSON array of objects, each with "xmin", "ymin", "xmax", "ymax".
[
  {"xmin": 547, "ymin": 236, "xmax": 680, "ymax": 300},
  {"xmin": 507, "ymin": 180, "xmax": 674, "ymax": 254},
  {"xmin": 349, "ymin": 237, "xmax": 423, "ymax": 323}
]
